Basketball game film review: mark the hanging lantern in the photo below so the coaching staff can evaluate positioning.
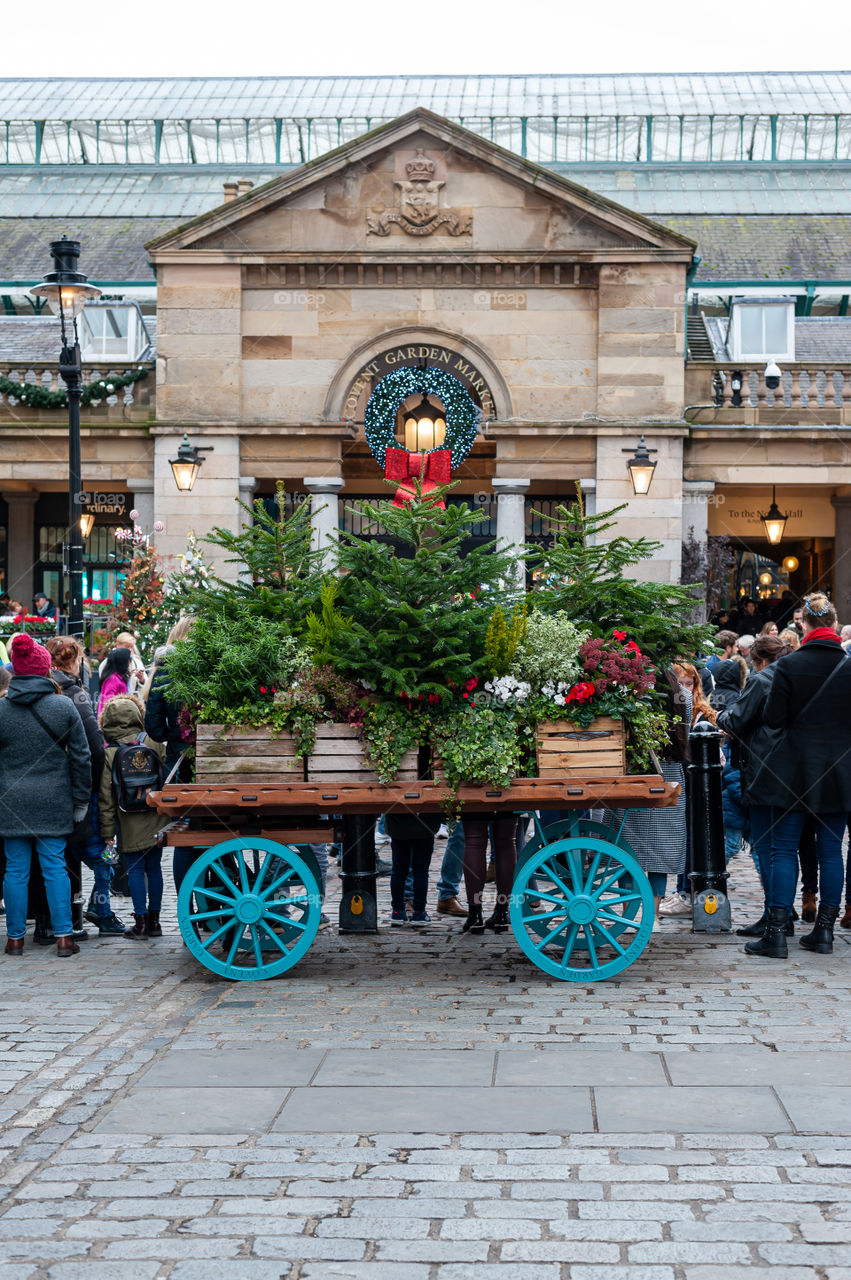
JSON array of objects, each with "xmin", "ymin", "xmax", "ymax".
[
  {"xmin": 760, "ymin": 486, "xmax": 789, "ymax": 546},
  {"xmin": 623, "ymin": 435, "xmax": 657, "ymax": 495},
  {"xmin": 403, "ymin": 394, "xmax": 447, "ymax": 453},
  {"xmin": 80, "ymin": 512, "xmax": 95, "ymax": 539}
]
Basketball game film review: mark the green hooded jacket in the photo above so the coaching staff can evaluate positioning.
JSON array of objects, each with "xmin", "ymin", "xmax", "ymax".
[{"xmin": 99, "ymin": 695, "xmax": 167, "ymax": 853}]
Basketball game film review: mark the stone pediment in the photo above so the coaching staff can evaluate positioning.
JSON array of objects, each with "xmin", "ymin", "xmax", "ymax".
[{"xmin": 146, "ymin": 109, "xmax": 694, "ymax": 263}]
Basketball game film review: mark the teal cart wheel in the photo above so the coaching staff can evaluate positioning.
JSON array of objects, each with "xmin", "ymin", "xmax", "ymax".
[
  {"xmin": 517, "ymin": 818, "xmax": 622, "ymax": 870},
  {"xmin": 510, "ymin": 836, "xmax": 654, "ymax": 982},
  {"xmin": 177, "ymin": 838, "xmax": 321, "ymax": 981}
]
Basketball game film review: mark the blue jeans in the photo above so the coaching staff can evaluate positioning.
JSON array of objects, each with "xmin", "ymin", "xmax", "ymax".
[
  {"xmin": 648, "ymin": 871, "xmax": 667, "ymax": 898},
  {"xmin": 437, "ymin": 822, "xmax": 465, "ymax": 900},
  {"xmin": 748, "ymin": 804, "xmax": 773, "ymax": 895},
  {"xmin": 769, "ymin": 809, "xmax": 846, "ymax": 911},
  {"xmin": 4, "ymin": 836, "xmax": 72, "ymax": 939},
  {"xmin": 72, "ymin": 792, "xmax": 113, "ymax": 919},
  {"xmin": 126, "ymin": 846, "xmax": 163, "ymax": 916}
]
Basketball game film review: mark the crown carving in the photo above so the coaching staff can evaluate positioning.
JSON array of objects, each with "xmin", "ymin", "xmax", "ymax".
[{"xmin": 405, "ymin": 149, "xmax": 436, "ymax": 181}]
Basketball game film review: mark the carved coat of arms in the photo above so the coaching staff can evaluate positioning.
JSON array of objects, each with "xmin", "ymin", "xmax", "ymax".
[{"xmin": 367, "ymin": 150, "xmax": 472, "ymax": 238}]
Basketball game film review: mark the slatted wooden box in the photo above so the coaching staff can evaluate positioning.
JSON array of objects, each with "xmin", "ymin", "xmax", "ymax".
[
  {"xmin": 196, "ymin": 722, "xmax": 419, "ymax": 784},
  {"xmin": 535, "ymin": 717, "xmax": 626, "ymax": 778},
  {"xmin": 195, "ymin": 724, "xmax": 304, "ymax": 784}
]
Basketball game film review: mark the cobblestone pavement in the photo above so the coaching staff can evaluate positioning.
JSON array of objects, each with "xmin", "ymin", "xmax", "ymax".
[{"xmin": 0, "ymin": 839, "xmax": 850, "ymax": 1279}]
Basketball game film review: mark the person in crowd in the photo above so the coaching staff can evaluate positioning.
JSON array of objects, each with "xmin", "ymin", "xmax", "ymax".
[
  {"xmin": 97, "ymin": 646, "xmax": 132, "ymax": 716},
  {"xmin": 710, "ymin": 654, "xmax": 748, "ymax": 713},
  {"xmin": 47, "ymin": 637, "xmax": 124, "ymax": 937},
  {"xmin": 737, "ymin": 634, "xmax": 756, "ymax": 666},
  {"xmin": 436, "ymin": 822, "xmax": 468, "ymax": 917},
  {"xmin": 386, "ymin": 806, "xmax": 441, "ymax": 925},
  {"xmin": 461, "ymin": 811, "xmax": 518, "ymax": 934},
  {"xmin": 717, "ymin": 633, "xmax": 789, "ymax": 937},
  {"xmin": 759, "ymin": 620, "xmax": 779, "ymax": 638},
  {"xmin": 840, "ymin": 624, "xmax": 851, "ymax": 652},
  {"xmin": 620, "ymin": 668, "xmax": 692, "ymax": 927},
  {"xmin": 779, "ymin": 627, "xmax": 800, "ymax": 651},
  {"xmin": 99, "ymin": 695, "xmax": 167, "ymax": 941},
  {"xmin": 710, "ymin": 607, "xmax": 732, "ymax": 630},
  {"xmin": 672, "ymin": 662, "xmax": 717, "ymax": 727},
  {"xmin": 0, "ymin": 633, "xmax": 91, "ymax": 957},
  {"xmin": 32, "ymin": 592, "xmax": 59, "ymax": 623},
  {"xmin": 99, "ymin": 632, "xmax": 146, "ymax": 695},
  {"xmin": 706, "ymin": 630, "xmax": 739, "ymax": 675},
  {"xmin": 143, "ymin": 618, "xmax": 196, "ymax": 895},
  {"xmin": 792, "ymin": 607, "xmax": 804, "ymax": 636},
  {"xmin": 743, "ymin": 593, "xmax": 851, "ymax": 958},
  {"xmin": 732, "ymin": 598, "xmax": 760, "ymax": 634}
]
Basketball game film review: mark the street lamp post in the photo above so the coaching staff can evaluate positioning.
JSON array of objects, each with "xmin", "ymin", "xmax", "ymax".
[{"xmin": 30, "ymin": 239, "xmax": 100, "ymax": 639}]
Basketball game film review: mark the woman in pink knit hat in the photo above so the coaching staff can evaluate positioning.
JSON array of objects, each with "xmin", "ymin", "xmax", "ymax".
[{"xmin": 0, "ymin": 634, "xmax": 91, "ymax": 958}]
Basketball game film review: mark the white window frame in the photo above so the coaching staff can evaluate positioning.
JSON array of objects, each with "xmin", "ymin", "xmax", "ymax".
[{"xmin": 729, "ymin": 301, "xmax": 795, "ymax": 362}]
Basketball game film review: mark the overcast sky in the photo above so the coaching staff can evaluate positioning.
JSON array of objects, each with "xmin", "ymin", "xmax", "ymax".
[{"xmin": 6, "ymin": 0, "xmax": 849, "ymax": 78}]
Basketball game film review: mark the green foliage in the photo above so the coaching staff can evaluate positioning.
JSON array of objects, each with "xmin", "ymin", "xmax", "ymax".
[
  {"xmin": 0, "ymin": 368, "xmax": 148, "ymax": 411},
  {"xmin": 304, "ymin": 577, "xmax": 354, "ymax": 666},
  {"xmin": 328, "ymin": 483, "xmax": 519, "ymax": 699},
  {"xmin": 624, "ymin": 700, "xmax": 671, "ymax": 774},
  {"xmin": 110, "ymin": 543, "xmax": 164, "ymax": 661},
  {"xmin": 511, "ymin": 612, "xmax": 589, "ymax": 689},
  {"xmin": 359, "ymin": 703, "xmax": 422, "ymax": 783},
  {"xmin": 163, "ymin": 601, "xmax": 311, "ymax": 723},
  {"xmin": 529, "ymin": 486, "xmax": 713, "ymax": 668},
  {"xmin": 195, "ymin": 484, "xmax": 325, "ymax": 633},
  {"xmin": 429, "ymin": 705, "xmax": 522, "ymax": 814},
  {"xmin": 484, "ymin": 601, "xmax": 527, "ymax": 679}
]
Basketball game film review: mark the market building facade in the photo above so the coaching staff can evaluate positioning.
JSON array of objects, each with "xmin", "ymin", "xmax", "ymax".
[{"xmin": 1, "ymin": 74, "xmax": 851, "ymax": 617}]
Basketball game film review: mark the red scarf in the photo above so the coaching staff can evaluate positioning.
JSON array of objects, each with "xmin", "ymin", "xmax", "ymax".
[{"xmin": 801, "ymin": 627, "xmax": 840, "ymax": 645}]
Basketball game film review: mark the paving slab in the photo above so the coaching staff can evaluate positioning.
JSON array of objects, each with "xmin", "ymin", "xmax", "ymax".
[
  {"xmin": 273, "ymin": 1086, "xmax": 594, "ymax": 1133},
  {"xmin": 496, "ymin": 1051, "xmax": 666, "ymax": 1086},
  {"xmin": 137, "ymin": 1046, "xmax": 324, "ymax": 1088},
  {"xmin": 313, "ymin": 1049, "xmax": 494, "ymax": 1087},
  {"xmin": 95, "ymin": 1088, "xmax": 289, "ymax": 1134},
  {"xmin": 665, "ymin": 1049, "xmax": 849, "ymax": 1088},
  {"xmin": 594, "ymin": 1087, "xmax": 791, "ymax": 1133},
  {"xmin": 775, "ymin": 1087, "xmax": 851, "ymax": 1134}
]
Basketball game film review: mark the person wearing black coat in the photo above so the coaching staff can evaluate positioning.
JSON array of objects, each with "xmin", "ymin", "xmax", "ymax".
[
  {"xmin": 717, "ymin": 634, "xmax": 787, "ymax": 937},
  {"xmin": 48, "ymin": 638, "xmax": 124, "ymax": 937},
  {"xmin": 744, "ymin": 593, "xmax": 851, "ymax": 958}
]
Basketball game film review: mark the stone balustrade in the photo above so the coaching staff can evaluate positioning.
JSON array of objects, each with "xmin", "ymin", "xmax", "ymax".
[
  {"xmin": 0, "ymin": 361, "xmax": 154, "ymax": 422},
  {"xmin": 685, "ymin": 362, "xmax": 851, "ymax": 425}
]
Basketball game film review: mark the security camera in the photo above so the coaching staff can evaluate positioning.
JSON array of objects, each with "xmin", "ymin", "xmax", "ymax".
[{"xmin": 764, "ymin": 359, "xmax": 781, "ymax": 391}]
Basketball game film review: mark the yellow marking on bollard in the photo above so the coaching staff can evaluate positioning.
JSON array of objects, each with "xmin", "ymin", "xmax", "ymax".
[
  {"xmin": 351, "ymin": 894, "xmax": 364, "ymax": 916},
  {"xmin": 705, "ymin": 894, "xmax": 718, "ymax": 914}
]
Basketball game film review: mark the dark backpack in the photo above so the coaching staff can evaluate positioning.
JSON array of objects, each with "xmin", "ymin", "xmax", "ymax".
[{"xmin": 110, "ymin": 736, "xmax": 164, "ymax": 813}]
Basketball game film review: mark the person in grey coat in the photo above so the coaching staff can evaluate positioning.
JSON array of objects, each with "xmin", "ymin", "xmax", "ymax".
[{"xmin": 1, "ymin": 634, "xmax": 91, "ymax": 958}]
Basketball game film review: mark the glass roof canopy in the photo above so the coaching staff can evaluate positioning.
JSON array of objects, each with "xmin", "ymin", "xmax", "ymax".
[{"xmin": 2, "ymin": 72, "xmax": 850, "ymax": 166}]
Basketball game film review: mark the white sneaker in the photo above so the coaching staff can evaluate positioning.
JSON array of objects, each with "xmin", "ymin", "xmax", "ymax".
[
  {"xmin": 652, "ymin": 914, "xmax": 661, "ymax": 933},
  {"xmin": 658, "ymin": 892, "xmax": 691, "ymax": 917},
  {"xmin": 437, "ymin": 824, "xmax": 449, "ymax": 838}
]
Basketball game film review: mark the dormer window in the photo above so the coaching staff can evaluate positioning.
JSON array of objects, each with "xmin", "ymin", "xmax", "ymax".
[
  {"xmin": 728, "ymin": 298, "xmax": 795, "ymax": 363},
  {"xmin": 78, "ymin": 302, "xmax": 151, "ymax": 362}
]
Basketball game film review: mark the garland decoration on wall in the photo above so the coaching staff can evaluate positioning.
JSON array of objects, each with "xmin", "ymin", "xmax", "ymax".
[
  {"xmin": 364, "ymin": 366, "xmax": 480, "ymax": 471},
  {"xmin": 0, "ymin": 368, "xmax": 149, "ymax": 410}
]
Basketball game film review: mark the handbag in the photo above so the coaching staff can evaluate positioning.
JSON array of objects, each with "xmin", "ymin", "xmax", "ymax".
[{"xmin": 23, "ymin": 702, "xmax": 92, "ymax": 843}]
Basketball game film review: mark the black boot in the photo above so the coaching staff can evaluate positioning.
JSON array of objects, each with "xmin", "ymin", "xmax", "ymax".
[
  {"xmin": 71, "ymin": 898, "xmax": 89, "ymax": 942},
  {"xmin": 736, "ymin": 911, "xmax": 767, "ymax": 937},
  {"xmin": 33, "ymin": 911, "xmax": 54, "ymax": 945},
  {"xmin": 462, "ymin": 904, "xmax": 484, "ymax": 934},
  {"xmin": 485, "ymin": 903, "xmax": 510, "ymax": 933},
  {"xmin": 785, "ymin": 911, "xmax": 795, "ymax": 937},
  {"xmin": 744, "ymin": 906, "xmax": 789, "ymax": 958},
  {"xmin": 799, "ymin": 904, "xmax": 839, "ymax": 955}
]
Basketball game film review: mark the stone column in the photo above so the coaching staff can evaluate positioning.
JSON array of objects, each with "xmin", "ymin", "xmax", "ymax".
[
  {"xmin": 126, "ymin": 476, "xmax": 155, "ymax": 535},
  {"xmin": 238, "ymin": 477, "xmax": 258, "ymax": 531},
  {"xmin": 832, "ymin": 492, "xmax": 851, "ymax": 623},
  {"xmin": 594, "ymin": 434, "xmax": 685, "ymax": 583},
  {"xmin": 3, "ymin": 490, "xmax": 38, "ymax": 606},
  {"xmin": 153, "ymin": 434, "xmax": 241, "ymax": 580},
  {"xmin": 304, "ymin": 477, "xmax": 343, "ymax": 568},
  {"xmin": 492, "ymin": 478, "xmax": 530, "ymax": 585},
  {"xmin": 682, "ymin": 480, "xmax": 716, "ymax": 547}
]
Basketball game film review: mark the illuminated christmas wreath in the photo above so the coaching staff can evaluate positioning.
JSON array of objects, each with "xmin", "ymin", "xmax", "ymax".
[{"xmin": 364, "ymin": 366, "xmax": 480, "ymax": 471}]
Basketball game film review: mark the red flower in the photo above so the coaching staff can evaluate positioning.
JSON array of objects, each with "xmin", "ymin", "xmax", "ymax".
[
  {"xmin": 259, "ymin": 686, "xmax": 267, "ymax": 694},
  {"xmin": 613, "ymin": 630, "xmax": 627, "ymax": 642},
  {"xmin": 462, "ymin": 692, "xmax": 469, "ymax": 699},
  {"xmin": 566, "ymin": 680, "xmax": 596, "ymax": 704}
]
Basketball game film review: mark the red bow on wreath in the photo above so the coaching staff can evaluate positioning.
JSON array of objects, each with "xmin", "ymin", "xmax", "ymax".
[{"xmin": 384, "ymin": 446, "xmax": 451, "ymax": 507}]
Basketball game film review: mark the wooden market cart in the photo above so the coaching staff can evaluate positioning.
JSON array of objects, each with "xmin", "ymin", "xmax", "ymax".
[{"xmin": 150, "ymin": 772, "xmax": 680, "ymax": 984}]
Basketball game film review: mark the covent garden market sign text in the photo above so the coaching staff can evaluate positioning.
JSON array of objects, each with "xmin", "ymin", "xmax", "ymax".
[{"xmin": 343, "ymin": 345, "xmax": 496, "ymax": 420}]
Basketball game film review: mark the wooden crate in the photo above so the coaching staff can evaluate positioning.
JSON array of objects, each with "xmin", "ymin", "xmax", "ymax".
[
  {"xmin": 306, "ymin": 722, "xmax": 418, "ymax": 783},
  {"xmin": 535, "ymin": 717, "xmax": 626, "ymax": 778},
  {"xmin": 195, "ymin": 724, "xmax": 305, "ymax": 785}
]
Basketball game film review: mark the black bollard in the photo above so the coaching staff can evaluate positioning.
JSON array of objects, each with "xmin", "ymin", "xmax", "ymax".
[
  {"xmin": 338, "ymin": 813, "xmax": 379, "ymax": 933},
  {"xmin": 687, "ymin": 721, "xmax": 731, "ymax": 933}
]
